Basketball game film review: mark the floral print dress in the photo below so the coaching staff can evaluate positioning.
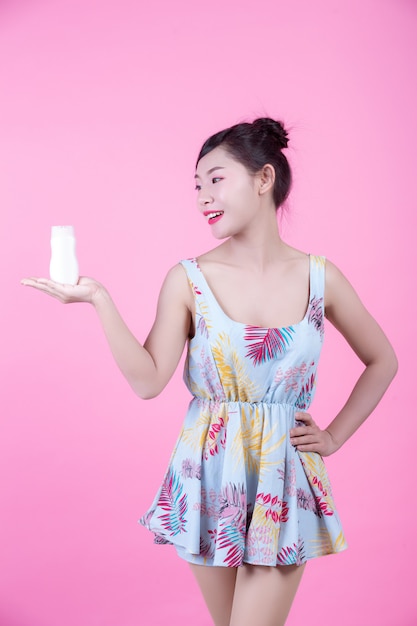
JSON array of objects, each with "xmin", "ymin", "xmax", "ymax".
[{"xmin": 139, "ymin": 255, "xmax": 347, "ymax": 567}]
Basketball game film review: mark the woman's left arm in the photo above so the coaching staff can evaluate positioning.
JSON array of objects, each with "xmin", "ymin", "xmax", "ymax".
[{"xmin": 290, "ymin": 260, "xmax": 398, "ymax": 456}]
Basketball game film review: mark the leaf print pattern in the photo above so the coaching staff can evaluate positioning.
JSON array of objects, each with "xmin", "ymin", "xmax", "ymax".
[
  {"xmin": 140, "ymin": 256, "xmax": 347, "ymax": 567},
  {"xmin": 309, "ymin": 528, "xmax": 333, "ymax": 557},
  {"xmin": 204, "ymin": 410, "xmax": 227, "ymax": 459},
  {"xmin": 231, "ymin": 405, "xmax": 286, "ymax": 478},
  {"xmin": 297, "ymin": 488, "xmax": 321, "ymax": 516},
  {"xmin": 181, "ymin": 403, "xmax": 228, "ymax": 460},
  {"xmin": 181, "ymin": 458, "xmax": 201, "ymax": 480},
  {"xmin": 188, "ymin": 346, "xmax": 224, "ymax": 399},
  {"xmin": 217, "ymin": 483, "xmax": 247, "ymax": 567},
  {"xmin": 310, "ymin": 254, "xmax": 326, "ymax": 269},
  {"xmin": 333, "ymin": 531, "xmax": 347, "ymax": 552},
  {"xmin": 308, "ymin": 296, "xmax": 324, "ymax": 337},
  {"xmin": 200, "ymin": 535, "xmax": 216, "ymax": 560},
  {"xmin": 157, "ymin": 468, "xmax": 188, "ymax": 537},
  {"xmin": 277, "ymin": 538, "xmax": 306, "ymax": 566},
  {"xmin": 198, "ymin": 301, "xmax": 213, "ymax": 333},
  {"xmin": 212, "ymin": 333, "xmax": 261, "ymax": 401},
  {"xmin": 246, "ymin": 524, "xmax": 282, "ymax": 564},
  {"xmin": 299, "ymin": 452, "xmax": 336, "ymax": 516},
  {"xmin": 295, "ymin": 372, "xmax": 316, "ymax": 410},
  {"xmin": 278, "ymin": 458, "xmax": 297, "ymax": 497},
  {"xmin": 244, "ymin": 326, "xmax": 295, "ymax": 365},
  {"xmin": 274, "ymin": 362, "xmax": 308, "ymax": 391},
  {"xmin": 254, "ymin": 492, "xmax": 289, "ymax": 525},
  {"xmin": 197, "ymin": 314, "xmax": 209, "ymax": 338},
  {"xmin": 193, "ymin": 487, "xmax": 220, "ymax": 520}
]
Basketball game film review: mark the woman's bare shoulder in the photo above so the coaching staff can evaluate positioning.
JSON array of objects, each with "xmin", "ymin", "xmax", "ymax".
[{"xmin": 158, "ymin": 262, "xmax": 194, "ymax": 310}]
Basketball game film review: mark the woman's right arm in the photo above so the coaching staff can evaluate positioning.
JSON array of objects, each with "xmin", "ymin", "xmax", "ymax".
[{"xmin": 21, "ymin": 264, "xmax": 193, "ymax": 399}]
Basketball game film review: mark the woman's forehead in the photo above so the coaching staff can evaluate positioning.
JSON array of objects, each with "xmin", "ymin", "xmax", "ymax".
[{"xmin": 195, "ymin": 147, "xmax": 242, "ymax": 177}]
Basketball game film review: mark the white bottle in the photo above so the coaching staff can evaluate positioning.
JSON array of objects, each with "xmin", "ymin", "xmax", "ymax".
[{"xmin": 49, "ymin": 225, "xmax": 79, "ymax": 285}]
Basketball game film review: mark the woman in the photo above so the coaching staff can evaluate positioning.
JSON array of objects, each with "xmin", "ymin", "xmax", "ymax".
[{"xmin": 22, "ymin": 118, "xmax": 398, "ymax": 626}]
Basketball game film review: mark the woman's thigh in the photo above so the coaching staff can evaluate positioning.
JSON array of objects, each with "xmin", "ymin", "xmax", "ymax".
[
  {"xmin": 189, "ymin": 563, "xmax": 238, "ymax": 626},
  {"xmin": 229, "ymin": 563, "xmax": 306, "ymax": 626}
]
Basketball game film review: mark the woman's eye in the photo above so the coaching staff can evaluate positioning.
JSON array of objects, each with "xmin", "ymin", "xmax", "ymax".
[{"xmin": 212, "ymin": 177, "xmax": 222, "ymax": 184}]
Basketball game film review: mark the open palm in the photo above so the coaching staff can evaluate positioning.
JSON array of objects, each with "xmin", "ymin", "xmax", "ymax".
[{"xmin": 21, "ymin": 276, "xmax": 103, "ymax": 305}]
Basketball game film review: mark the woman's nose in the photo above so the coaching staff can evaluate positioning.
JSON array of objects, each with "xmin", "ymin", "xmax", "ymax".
[{"xmin": 198, "ymin": 191, "xmax": 213, "ymax": 207}]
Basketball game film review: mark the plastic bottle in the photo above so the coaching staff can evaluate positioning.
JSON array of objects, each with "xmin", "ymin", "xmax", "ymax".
[{"xmin": 49, "ymin": 225, "xmax": 79, "ymax": 285}]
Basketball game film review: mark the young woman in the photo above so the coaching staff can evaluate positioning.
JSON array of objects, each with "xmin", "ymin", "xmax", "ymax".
[{"xmin": 22, "ymin": 118, "xmax": 398, "ymax": 626}]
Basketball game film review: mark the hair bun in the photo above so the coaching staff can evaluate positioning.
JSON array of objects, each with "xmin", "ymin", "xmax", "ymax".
[{"xmin": 253, "ymin": 117, "xmax": 289, "ymax": 150}]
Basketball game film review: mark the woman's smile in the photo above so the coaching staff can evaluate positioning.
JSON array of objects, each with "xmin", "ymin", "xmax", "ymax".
[{"xmin": 204, "ymin": 210, "xmax": 224, "ymax": 225}]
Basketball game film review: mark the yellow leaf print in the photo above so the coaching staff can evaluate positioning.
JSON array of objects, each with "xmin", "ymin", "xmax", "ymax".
[
  {"xmin": 181, "ymin": 404, "xmax": 229, "ymax": 459},
  {"xmin": 309, "ymin": 528, "xmax": 333, "ymax": 557},
  {"xmin": 258, "ymin": 428, "xmax": 286, "ymax": 479},
  {"xmin": 231, "ymin": 406, "xmax": 287, "ymax": 480},
  {"xmin": 181, "ymin": 410, "xmax": 211, "ymax": 451},
  {"xmin": 333, "ymin": 530, "xmax": 347, "ymax": 552},
  {"xmin": 189, "ymin": 380, "xmax": 213, "ymax": 400},
  {"xmin": 212, "ymin": 332, "xmax": 261, "ymax": 402},
  {"xmin": 310, "ymin": 254, "xmax": 325, "ymax": 269}
]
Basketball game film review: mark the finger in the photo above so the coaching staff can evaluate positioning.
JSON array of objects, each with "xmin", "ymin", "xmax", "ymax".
[
  {"xmin": 290, "ymin": 421, "xmax": 320, "ymax": 437},
  {"xmin": 21, "ymin": 277, "xmax": 41, "ymax": 286},
  {"xmin": 37, "ymin": 278, "xmax": 54, "ymax": 285},
  {"xmin": 21, "ymin": 277, "xmax": 54, "ymax": 288},
  {"xmin": 21, "ymin": 278, "xmax": 65, "ymax": 301},
  {"xmin": 290, "ymin": 426, "xmax": 313, "ymax": 437},
  {"xmin": 294, "ymin": 412, "xmax": 313, "ymax": 423},
  {"xmin": 21, "ymin": 279, "xmax": 50, "ymax": 291},
  {"xmin": 290, "ymin": 433, "xmax": 319, "ymax": 446},
  {"xmin": 295, "ymin": 444, "xmax": 323, "ymax": 453}
]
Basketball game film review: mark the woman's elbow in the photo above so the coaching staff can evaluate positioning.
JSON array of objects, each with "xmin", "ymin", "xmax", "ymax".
[
  {"xmin": 387, "ymin": 349, "xmax": 399, "ymax": 381},
  {"xmin": 131, "ymin": 378, "xmax": 164, "ymax": 400},
  {"xmin": 136, "ymin": 388, "xmax": 161, "ymax": 400},
  {"xmin": 377, "ymin": 343, "xmax": 398, "ymax": 383}
]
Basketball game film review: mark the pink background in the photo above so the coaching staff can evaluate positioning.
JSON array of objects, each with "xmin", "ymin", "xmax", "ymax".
[{"xmin": 1, "ymin": 0, "xmax": 416, "ymax": 624}]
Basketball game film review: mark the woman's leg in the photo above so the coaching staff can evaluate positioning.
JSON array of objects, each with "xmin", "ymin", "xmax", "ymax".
[
  {"xmin": 229, "ymin": 563, "xmax": 306, "ymax": 626},
  {"xmin": 189, "ymin": 563, "xmax": 238, "ymax": 626}
]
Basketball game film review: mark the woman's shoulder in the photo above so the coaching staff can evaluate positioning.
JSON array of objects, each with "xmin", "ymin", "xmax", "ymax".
[
  {"xmin": 159, "ymin": 262, "xmax": 194, "ymax": 305},
  {"xmin": 323, "ymin": 258, "xmax": 350, "ymax": 284}
]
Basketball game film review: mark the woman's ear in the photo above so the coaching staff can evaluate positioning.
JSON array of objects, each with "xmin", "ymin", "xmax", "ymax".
[{"xmin": 258, "ymin": 164, "xmax": 275, "ymax": 196}]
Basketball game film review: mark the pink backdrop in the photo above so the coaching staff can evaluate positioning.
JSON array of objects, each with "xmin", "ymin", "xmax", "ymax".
[{"xmin": 1, "ymin": 0, "xmax": 415, "ymax": 624}]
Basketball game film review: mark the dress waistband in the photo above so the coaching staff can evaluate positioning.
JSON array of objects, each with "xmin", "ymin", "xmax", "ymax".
[{"xmin": 190, "ymin": 397, "xmax": 298, "ymax": 410}]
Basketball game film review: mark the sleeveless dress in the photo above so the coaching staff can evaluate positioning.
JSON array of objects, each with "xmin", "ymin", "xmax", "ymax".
[{"xmin": 139, "ymin": 255, "xmax": 347, "ymax": 567}]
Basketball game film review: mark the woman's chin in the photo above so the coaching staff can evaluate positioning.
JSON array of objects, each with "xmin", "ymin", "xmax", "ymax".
[{"xmin": 209, "ymin": 227, "xmax": 230, "ymax": 241}]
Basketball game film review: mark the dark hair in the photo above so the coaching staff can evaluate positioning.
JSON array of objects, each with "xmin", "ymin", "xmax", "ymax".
[{"xmin": 196, "ymin": 117, "xmax": 292, "ymax": 209}]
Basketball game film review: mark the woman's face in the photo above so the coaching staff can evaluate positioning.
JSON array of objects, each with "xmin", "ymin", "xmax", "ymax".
[{"xmin": 194, "ymin": 146, "xmax": 261, "ymax": 240}]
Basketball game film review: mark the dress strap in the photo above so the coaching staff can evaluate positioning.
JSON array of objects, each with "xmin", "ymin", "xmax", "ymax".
[
  {"xmin": 180, "ymin": 258, "xmax": 211, "ymax": 316},
  {"xmin": 309, "ymin": 255, "xmax": 326, "ymax": 299},
  {"xmin": 180, "ymin": 257, "xmax": 229, "ymax": 332},
  {"xmin": 308, "ymin": 254, "xmax": 326, "ymax": 327}
]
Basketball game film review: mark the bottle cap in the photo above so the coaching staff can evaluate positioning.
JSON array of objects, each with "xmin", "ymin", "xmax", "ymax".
[{"xmin": 51, "ymin": 225, "xmax": 75, "ymax": 237}]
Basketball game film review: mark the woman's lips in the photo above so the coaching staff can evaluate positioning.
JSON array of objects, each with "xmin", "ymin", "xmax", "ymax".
[{"xmin": 204, "ymin": 211, "xmax": 224, "ymax": 225}]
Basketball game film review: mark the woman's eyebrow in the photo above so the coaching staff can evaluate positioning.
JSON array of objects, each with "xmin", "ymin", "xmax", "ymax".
[{"xmin": 194, "ymin": 166, "xmax": 225, "ymax": 179}]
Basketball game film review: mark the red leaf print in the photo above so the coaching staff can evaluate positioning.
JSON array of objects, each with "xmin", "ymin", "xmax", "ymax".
[{"xmin": 244, "ymin": 326, "xmax": 295, "ymax": 365}]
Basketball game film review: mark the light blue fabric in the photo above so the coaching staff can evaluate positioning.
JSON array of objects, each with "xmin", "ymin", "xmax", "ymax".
[{"xmin": 140, "ymin": 255, "xmax": 347, "ymax": 566}]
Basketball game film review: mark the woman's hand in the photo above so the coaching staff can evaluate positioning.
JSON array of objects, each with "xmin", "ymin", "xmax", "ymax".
[
  {"xmin": 21, "ymin": 276, "xmax": 105, "ymax": 306},
  {"xmin": 290, "ymin": 412, "xmax": 339, "ymax": 457}
]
